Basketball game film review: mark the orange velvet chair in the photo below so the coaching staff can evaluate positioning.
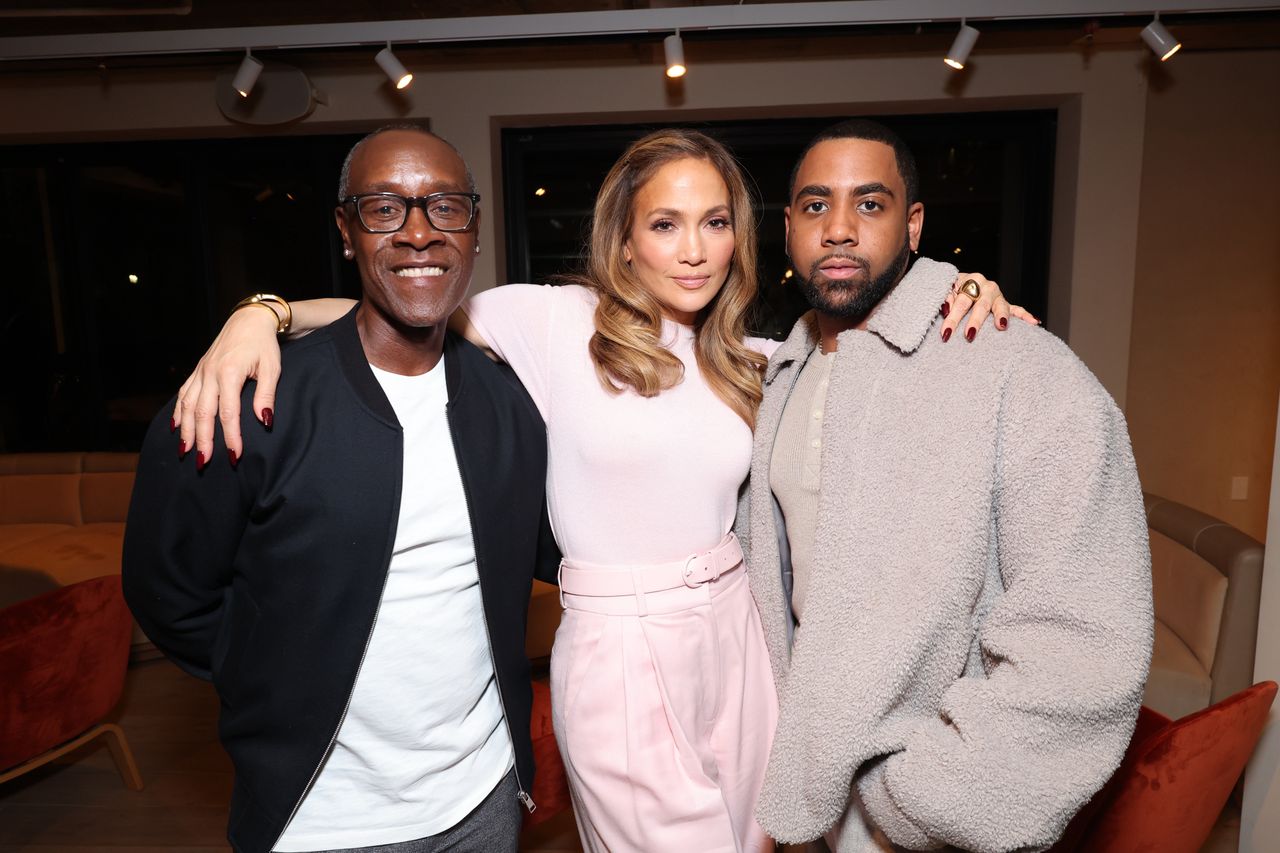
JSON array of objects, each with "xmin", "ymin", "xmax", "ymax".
[
  {"xmin": 1052, "ymin": 681, "xmax": 1276, "ymax": 853},
  {"xmin": 0, "ymin": 574, "xmax": 142, "ymax": 790}
]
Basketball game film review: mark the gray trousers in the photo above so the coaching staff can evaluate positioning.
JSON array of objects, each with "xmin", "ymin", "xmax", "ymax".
[{"xmin": 304, "ymin": 769, "xmax": 520, "ymax": 853}]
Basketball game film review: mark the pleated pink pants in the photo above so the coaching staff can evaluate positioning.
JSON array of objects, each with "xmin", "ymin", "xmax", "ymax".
[{"xmin": 550, "ymin": 566, "xmax": 778, "ymax": 853}]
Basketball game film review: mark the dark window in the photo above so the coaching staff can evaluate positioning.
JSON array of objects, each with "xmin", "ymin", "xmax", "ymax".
[
  {"xmin": 502, "ymin": 112, "xmax": 1055, "ymax": 339},
  {"xmin": 0, "ymin": 135, "xmax": 362, "ymax": 453}
]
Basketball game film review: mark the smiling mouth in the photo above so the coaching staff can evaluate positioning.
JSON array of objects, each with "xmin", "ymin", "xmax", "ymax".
[{"xmin": 394, "ymin": 266, "xmax": 446, "ymax": 278}]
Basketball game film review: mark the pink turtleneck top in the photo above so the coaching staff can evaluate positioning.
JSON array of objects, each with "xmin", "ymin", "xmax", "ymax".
[{"xmin": 462, "ymin": 283, "xmax": 777, "ymax": 566}]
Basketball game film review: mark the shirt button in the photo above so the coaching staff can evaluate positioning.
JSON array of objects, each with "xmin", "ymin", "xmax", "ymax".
[
  {"xmin": 811, "ymin": 439, "xmax": 821, "ymax": 449},
  {"xmin": 813, "ymin": 410, "xmax": 822, "ymax": 419}
]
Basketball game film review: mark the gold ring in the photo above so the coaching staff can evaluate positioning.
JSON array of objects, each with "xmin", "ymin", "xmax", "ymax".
[{"xmin": 958, "ymin": 279, "xmax": 982, "ymax": 301}]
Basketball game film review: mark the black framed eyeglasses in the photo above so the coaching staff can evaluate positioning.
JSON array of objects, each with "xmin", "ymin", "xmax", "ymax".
[{"xmin": 342, "ymin": 191, "xmax": 480, "ymax": 234}]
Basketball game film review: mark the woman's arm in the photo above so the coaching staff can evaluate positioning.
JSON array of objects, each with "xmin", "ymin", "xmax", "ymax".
[
  {"xmin": 448, "ymin": 307, "xmax": 497, "ymax": 360},
  {"xmin": 176, "ymin": 274, "xmax": 1033, "ymax": 468},
  {"xmin": 173, "ymin": 298, "xmax": 354, "ymax": 465},
  {"xmin": 173, "ymin": 298, "xmax": 496, "ymax": 466}
]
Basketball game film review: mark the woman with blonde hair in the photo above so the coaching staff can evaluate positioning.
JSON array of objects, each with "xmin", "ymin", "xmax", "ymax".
[{"xmin": 172, "ymin": 126, "xmax": 1015, "ymax": 851}]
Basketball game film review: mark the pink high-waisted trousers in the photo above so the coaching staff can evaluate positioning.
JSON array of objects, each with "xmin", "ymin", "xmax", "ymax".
[{"xmin": 550, "ymin": 537, "xmax": 778, "ymax": 852}]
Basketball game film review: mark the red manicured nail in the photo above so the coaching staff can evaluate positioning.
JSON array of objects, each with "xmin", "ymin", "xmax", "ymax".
[
  {"xmin": 940, "ymin": 301, "xmax": 950, "ymax": 318},
  {"xmin": 228, "ymin": 449, "xmax": 238, "ymax": 468},
  {"xmin": 261, "ymin": 408, "xmax": 274, "ymax": 430},
  {"xmin": 998, "ymin": 317, "xmax": 1008, "ymax": 330},
  {"xmin": 178, "ymin": 440, "xmax": 188, "ymax": 457},
  {"xmin": 196, "ymin": 451, "xmax": 207, "ymax": 470},
  {"xmin": 942, "ymin": 327, "xmax": 952, "ymax": 343},
  {"xmin": 169, "ymin": 417, "xmax": 177, "ymax": 433},
  {"xmin": 966, "ymin": 327, "xmax": 976, "ymax": 342}
]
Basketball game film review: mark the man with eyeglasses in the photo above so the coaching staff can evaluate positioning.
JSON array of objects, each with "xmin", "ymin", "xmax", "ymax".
[{"xmin": 123, "ymin": 126, "xmax": 558, "ymax": 853}]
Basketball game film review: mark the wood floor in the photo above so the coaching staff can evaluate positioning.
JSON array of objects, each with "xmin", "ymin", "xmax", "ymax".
[{"xmin": 0, "ymin": 659, "xmax": 581, "ymax": 852}]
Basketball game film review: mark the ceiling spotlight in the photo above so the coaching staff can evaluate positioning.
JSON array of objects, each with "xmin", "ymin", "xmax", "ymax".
[
  {"xmin": 232, "ymin": 48, "xmax": 264, "ymax": 98},
  {"xmin": 375, "ymin": 42, "xmax": 413, "ymax": 90},
  {"xmin": 944, "ymin": 20, "xmax": 980, "ymax": 70},
  {"xmin": 1141, "ymin": 15, "xmax": 1182, "ymax": 61},
  {"xmin": 664, "ymin": 31, "xmax": 686, "ymax": 78}
]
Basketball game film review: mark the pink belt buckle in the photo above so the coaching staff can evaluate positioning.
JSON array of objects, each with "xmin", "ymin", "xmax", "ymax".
[{"xmin": 682, "ymin": 551, "xmax": 720, "ymax": 588}]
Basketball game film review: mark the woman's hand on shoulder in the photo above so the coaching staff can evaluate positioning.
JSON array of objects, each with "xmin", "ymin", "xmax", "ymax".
[
  {"xmin": 939, "ymin": 273, "xmax": 1040, "ymax": 343},
  {"xmin": 173, "ymin": 306, "xmax": 283, "ymax": 469}
]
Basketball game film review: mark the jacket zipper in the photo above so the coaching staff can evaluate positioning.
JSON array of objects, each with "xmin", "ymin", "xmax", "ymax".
[
  {"xmin": 271, "ymin": 472, "xmax": 401, "ymax": 848},
  {"xmin": 446, "ymin": 404, "xmax": 536, "ymax": 815}
]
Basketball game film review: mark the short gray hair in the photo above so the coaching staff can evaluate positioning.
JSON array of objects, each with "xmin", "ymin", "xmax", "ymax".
[{"xmin": 336, "ymin": 124, "xmax": 476, "ymax": 201}]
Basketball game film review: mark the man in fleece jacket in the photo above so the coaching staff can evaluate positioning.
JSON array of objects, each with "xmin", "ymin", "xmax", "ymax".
[{"xmin": 739, "ymin": 119, "xmax": 1153, "ymax": 852}]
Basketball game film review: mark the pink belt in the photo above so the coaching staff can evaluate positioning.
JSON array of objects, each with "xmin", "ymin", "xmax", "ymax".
[{"xmin": 558, "ymin": 533, "xmax": 744, "ymax": 615}]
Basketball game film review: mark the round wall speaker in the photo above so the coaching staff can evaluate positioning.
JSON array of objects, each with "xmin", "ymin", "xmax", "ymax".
[{"xmin": 216, "ymin": 62, "xmax": 318, "ymax": 125}]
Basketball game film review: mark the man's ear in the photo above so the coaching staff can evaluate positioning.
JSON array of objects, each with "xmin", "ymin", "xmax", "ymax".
[
  {"xmin": 783, "ymin": 204, "xmax": 792, "ymax": 245},
  {"xmin": 906, "ymin": 201, "xmax": 924, "ymax": 252},
  {"xmin": 335, "ymin": 207, "xmax": 353, "ymax": 256}
]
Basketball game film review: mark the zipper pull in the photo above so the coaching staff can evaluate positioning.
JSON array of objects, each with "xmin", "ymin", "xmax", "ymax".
[{"xmin": 518, "ymin": 790, "xmax": 536, "ymax": 813}]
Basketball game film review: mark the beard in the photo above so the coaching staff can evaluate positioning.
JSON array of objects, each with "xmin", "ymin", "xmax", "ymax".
[{"xmin": 795, "ymin": 234, "xmax": 912, "ymax": 321}]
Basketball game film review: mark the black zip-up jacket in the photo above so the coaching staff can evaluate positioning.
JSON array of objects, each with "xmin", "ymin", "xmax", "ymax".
[{"xmin": 123, "ymin": 307, "xmax": 559, "ymax": 853}]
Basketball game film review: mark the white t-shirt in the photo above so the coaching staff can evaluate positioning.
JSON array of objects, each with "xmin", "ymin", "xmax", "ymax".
[{"xmin": 275, "ymin": 355, "xmax": 514, "ymax": 851}]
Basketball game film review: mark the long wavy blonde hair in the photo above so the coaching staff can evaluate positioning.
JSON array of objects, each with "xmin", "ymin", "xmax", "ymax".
[{"xmin": 565, "ymin": 129, "xmax": 766, "ymax": 427}]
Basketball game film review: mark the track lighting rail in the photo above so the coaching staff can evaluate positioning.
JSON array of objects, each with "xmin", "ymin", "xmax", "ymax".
[{"xmin": 0, "ymin": 0, "xmax": 1275, "ymax": 62}]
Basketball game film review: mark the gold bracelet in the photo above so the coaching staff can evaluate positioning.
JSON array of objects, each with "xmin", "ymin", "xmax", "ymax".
[
  {"xmin": 237, "ymin": 301, "xmax": 283, "ymax": 331},
  {"xmin": 232, "ymin": 293, "xmax": 292, "ymax": 334}
]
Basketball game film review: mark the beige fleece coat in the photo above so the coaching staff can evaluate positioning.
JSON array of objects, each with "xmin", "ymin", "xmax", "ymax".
[{"xmin": 739, "ymin": 258, "xmax": 1153, "ymax": 852}]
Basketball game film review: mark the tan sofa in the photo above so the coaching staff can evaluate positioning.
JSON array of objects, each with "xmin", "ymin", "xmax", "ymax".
[
  {"xmin": 0, "ymin": 452, "xmax": 137, "ymax": 607},
  {"xmin": 1143, "ymin": 492, "xmax": 1264, "ymax": 720},
  {"xmin": 0, "ymin": 451, "xmax": 565, "ymax": 661}
]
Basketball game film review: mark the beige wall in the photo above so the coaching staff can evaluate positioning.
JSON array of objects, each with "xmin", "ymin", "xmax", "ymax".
[
  {"xmin": 7, "ymin": 39, "xmax": 1277, "ymax": 537},
  {"xmin": 1, "ymin": 41, "xmax": 1150, "ymax": 405},
  {"xmin": 4, "ymin": 28, "xmax": 1280, "ymax": 834},
  {"xmin": 1125, "ymin": 49, "xmax": 1280, "ymax": 541},
  {"xmin": 1245, "ymin": 399, "xmax": 1280, "ymax": 850}
]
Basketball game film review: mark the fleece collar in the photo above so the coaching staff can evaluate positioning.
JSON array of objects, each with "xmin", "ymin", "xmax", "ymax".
[{"xmin": 765, "ymin": 257, "xmax": 959, "ymax": 384}]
